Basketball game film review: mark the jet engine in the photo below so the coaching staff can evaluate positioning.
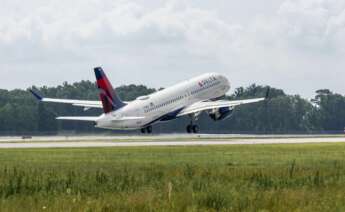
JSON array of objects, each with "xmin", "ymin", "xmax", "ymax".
[{"xmin": 208, "ymin": 107, "xmax": 234, "ymax": 121}]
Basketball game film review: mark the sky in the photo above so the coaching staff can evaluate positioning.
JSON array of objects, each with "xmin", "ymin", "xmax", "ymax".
[{"xmin": 0, "ymin": 0, "xmax": 345, "ymax": 98}]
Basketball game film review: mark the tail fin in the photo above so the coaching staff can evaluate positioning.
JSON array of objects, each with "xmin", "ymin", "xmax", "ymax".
[{"xmin": 94, "ymin": 67, "xmax": 126, "ymax": 113}]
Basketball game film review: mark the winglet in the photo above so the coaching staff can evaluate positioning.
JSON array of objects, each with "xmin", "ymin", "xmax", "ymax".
[{"xmin": 29, "ymin": 89, "xmax": 43, "ymax": 101}]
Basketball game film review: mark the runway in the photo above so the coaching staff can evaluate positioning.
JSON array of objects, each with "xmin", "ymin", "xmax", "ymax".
[{"xmin": 0, "ymin": 135, "xmax": 344, "ymax": 148}]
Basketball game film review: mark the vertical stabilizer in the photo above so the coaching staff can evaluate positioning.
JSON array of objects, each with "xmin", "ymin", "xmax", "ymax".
[{"xmin": 94, "ymin": 67, "xmax": 126, "ymax": 113}]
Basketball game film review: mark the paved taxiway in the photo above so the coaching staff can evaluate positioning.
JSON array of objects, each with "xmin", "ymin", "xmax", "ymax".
[{"xmin": 0, "ymin": 135, "xmax": 344, "ymax": 148}]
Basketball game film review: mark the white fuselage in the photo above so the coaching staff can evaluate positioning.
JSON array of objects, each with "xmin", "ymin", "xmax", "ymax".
[{"xmin": 95, "ymin": 73, "xmax": 230, "ymax": 130}]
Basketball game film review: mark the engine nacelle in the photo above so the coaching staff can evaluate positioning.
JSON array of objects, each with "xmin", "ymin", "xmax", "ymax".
[{"xmin": 208, "ymin": 107, "xmax": 234, "ymax": 121}]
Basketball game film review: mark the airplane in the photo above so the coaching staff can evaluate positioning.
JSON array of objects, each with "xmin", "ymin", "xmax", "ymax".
[{"xmin": 30, "ymin": 67, "xmax": 269, "ymax": 134}]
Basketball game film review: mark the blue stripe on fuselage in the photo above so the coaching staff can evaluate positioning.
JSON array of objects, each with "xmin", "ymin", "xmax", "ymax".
[{"xmin": 144, "ymin": 107, "xmax": 185, "ymax": 127}]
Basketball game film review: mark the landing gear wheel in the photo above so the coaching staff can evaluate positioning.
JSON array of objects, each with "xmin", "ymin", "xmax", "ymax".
[
  {"xmin": 146, "ymin": 126, "xmax": 153, "ymax": 134},
  {"xmin": 187, "ymin": 125, "xmax": 199, "ymax": 133},
  {"xmin": 141, "ymin": 126, "xmax": 153, "ymax": 134},
  {"xmin": 186, "ymin": 125, "xmax": 192, "ymax": 133},
  {"xmin": 192, "ymin": 125, "xmax": 199, "ymax": 133}
]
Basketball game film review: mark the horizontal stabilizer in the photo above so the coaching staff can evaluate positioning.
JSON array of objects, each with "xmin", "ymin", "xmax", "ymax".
[{"xmin": 56, "ymin": 117, "xmax": 99, "ymax": 122}]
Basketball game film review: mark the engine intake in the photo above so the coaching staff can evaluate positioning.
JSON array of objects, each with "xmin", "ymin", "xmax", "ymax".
[{"xmin": 209, "ymin": 107, "xmax": 234, "ymax": 121}]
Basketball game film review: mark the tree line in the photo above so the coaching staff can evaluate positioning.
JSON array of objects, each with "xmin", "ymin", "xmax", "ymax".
[{"xmin": 0, "ymin": 80, "xmax": 345, "ymax": 135}]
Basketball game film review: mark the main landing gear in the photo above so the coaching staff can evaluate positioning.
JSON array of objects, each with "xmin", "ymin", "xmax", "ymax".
[
  {"xmin": 141, "ymin": 126, "xmax": 153, "ymax": 134},
  {"xmin": 186, "ymin": 113, "xmax": 200, "ymax": 134},
  {"xmin": 186, "ymin": 123, "xmax": 199, "ymax": 134}
]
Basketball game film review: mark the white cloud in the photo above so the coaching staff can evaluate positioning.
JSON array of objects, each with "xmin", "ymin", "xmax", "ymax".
[
  {"xmin": 276, "ymin": 0, "xmax": 345, "ymax": 52},
  {"xmin": 0, "ymin": 0, "xmax": 344, "ymax": 98}
]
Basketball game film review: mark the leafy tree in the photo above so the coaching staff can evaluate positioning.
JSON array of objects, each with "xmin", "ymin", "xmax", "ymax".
[
  {"xmin": 308, "ymin": 90, "xmax": 345, "ymax": 131},
  {"xmin": 0, "ymin": 81, "xmax": 344, "ymax": 134}
]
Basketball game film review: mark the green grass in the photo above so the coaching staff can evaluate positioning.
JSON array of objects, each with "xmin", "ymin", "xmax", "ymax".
[{"xmin": 0, "ymin": 144, "xmax": 345, "ymax": 211}]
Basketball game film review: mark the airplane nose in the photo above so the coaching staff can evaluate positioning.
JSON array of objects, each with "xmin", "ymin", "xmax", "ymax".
[{"xmin": 220, "ymin": 75, "xmax": 229, "ymax": 84}]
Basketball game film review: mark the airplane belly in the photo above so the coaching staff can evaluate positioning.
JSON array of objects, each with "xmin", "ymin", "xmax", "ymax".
[{"xmin": 97, "ymin": 118, "xmax": 146, "ymax": 130}]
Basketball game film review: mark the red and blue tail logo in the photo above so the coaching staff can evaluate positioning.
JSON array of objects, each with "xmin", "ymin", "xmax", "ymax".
[{"xmin": 94, "ymin": 67, "xmax": 126, "ymax": 113}]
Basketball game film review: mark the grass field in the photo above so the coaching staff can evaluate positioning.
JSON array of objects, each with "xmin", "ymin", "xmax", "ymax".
[{"xmin": 0, "ymin": 143, "xmax": 345, "ymax": 211}]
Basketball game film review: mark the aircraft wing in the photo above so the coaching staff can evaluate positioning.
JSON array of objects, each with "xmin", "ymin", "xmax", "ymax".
[
  {"xmin": 178, "ymin": 97, "xmax": 265, "ymax": 117},
  {"xmin": 178, "ymin": 87, "xmax": 270, "ymax": 117},
  {"xmin": 56, "ymin": 116, "xmax": 100, "ymax": 121},
  {"xmin": 30, "ymin": 89, "xmax": 103, "ymax": 109},
  {"xmin": 56, "ymin": 116, "xmax": 145, "ymax": 122}
]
